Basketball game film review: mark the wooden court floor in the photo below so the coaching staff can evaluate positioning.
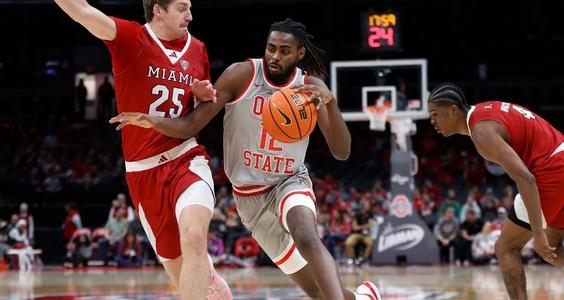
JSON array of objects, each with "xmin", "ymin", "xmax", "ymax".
[{"xmin": 0, "ymin": 265, "xmax": 563, "ymax": 299}]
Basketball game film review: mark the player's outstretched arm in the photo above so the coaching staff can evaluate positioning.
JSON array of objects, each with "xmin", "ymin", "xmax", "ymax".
[
  {"xmin": 471, "ymin": 121, "xmax": 557, "ymax": 263},
  {"xmin": 54, "ymin": 0, "xmax": 116, "ymax": 41},
  {"xmin": 109, "ymin": 62, "xmax": 252, "ymax": 139},
  {"xmin": 294, "ymin": 77, "xmax": 351, "ymax": 160}
]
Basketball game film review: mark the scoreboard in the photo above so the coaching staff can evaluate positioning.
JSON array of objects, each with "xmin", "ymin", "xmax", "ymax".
[{"xmin": 362, "ymin": 12, "xmax": 401, "ymax": 50}]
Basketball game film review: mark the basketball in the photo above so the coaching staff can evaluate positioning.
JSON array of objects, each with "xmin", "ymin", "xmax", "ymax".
[{"xmin": 262, "ymin": 88, "xmax": 317, "ymax": 143}]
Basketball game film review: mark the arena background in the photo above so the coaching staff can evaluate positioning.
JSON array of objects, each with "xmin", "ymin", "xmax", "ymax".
[{"xmin": 1, "ymin": 0, "xmax": 563, "ymax": 266}]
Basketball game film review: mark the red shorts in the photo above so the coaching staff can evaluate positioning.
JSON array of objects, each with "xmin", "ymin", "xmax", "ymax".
[
  {"xmin": 536, "ymin": 151, "xmax": 564, "ymax": 229},
  {"xmin": 126, "ymin": 145, "xmax": 212, "ymax": 260}
]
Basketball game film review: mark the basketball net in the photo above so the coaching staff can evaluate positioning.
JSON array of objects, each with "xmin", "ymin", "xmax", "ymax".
[{"xmin": 363, "ymin": 105, "xmax": 390, "ymax": 131}]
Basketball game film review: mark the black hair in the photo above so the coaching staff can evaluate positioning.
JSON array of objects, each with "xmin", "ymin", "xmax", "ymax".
[
  {"xmin": 428, "ymin": 82, "xmax": 471, "ymax": 111},
  {"xmin": 268, "ymin": 18, "xmax": 328, "ymax": 80}
]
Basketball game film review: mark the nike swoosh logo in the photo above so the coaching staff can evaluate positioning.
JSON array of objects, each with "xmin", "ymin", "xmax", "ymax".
[{"xmin": 272, "ymin": 103, "xmax": 292, "ymax": 126}]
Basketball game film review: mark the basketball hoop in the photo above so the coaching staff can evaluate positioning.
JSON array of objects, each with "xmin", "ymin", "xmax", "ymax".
[{"xmin": 364, "ymin": 105, "xmax": 390, "ymax": 131}]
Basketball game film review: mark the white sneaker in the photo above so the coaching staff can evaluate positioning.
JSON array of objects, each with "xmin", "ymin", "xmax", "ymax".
[{"xmin": 355, "ymin": 280, "xmax": 382, "ymax": 300}]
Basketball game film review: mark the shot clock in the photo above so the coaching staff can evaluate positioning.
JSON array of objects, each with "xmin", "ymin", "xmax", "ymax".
[{"xmin": 362, "ymin": 11, "xmax": 400, "ymax": 51}]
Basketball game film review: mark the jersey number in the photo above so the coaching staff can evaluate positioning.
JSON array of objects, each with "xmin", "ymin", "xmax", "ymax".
[
  {"xmin": 149, "ymin": 85, "xmax": 184, "ymax": 118},
  {"xmin": 501, "ymin": 102, "xmax": 535, "ymax": 120},
  {"xmin": 512, "ymin": 105, "xmax": 535, "ymax": 120}
]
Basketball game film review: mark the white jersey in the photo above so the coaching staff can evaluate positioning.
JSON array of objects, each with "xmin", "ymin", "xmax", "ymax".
[{"xmin": 224, "ymin": 59, "xmax": 310, "ymax": 192}]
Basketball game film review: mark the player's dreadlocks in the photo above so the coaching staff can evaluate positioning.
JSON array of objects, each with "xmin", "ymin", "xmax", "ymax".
[
  {"xmin": 269, "ymin": 18, "xmax": 329, "ymax": 80},
  {"xmin": 428, "ymin": 82, "xmax": 471, "ymax": 111}
]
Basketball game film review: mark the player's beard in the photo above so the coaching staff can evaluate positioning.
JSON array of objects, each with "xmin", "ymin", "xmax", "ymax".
[{"xmin": 266, "ymin": 60, "xmax": 298, "ymax": 84}]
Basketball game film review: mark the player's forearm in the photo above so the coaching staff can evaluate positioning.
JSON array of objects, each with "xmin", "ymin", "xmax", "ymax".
[
  {"xmin": 515, "ymin": 174, "xmax": 544, "ymax": 234},
  {"xmin": 54, "ymin": 0, "xmax": 91, "ymax": 22},
  {"xmin": 151, "ymin": 116, "xmax": 195, "ymax": 139},
  {"xmin": 319, "ymin": 100, "xmax": 351, "ymax": 160}
]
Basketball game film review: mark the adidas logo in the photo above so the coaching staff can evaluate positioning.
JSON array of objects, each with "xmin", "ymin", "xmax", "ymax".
[
  {"xmin": 169, "ymin": 51, "xmax": 178, "ymax": 58},
  {"xmin": 158, "ymin": 155, "xmax": 169, "ymax": 164}
]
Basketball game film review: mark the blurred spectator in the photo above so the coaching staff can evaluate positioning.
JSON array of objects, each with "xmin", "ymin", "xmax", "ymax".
[
  {"xmin": 460, "ymin": 193, "xmax": 482, "ymax": 222},
  {"xmin": 97, "ymin": 76, "xmax": 115, "ymax": 122},
  {"xmin": 108, "ymin": 193, "xmax": 135, "ymax": 222},
  {"xmin": 19, "ymin": 202, "xmax": 34, "ymax": 245},
  {"xmin": 9, "ymin": 219, "xmax": 29, "ymax": 248},
  {"xmin": 75, "ymin": 79, "xmax": 87, "ymax": 121},
  {"xmin": 472, "ymin": 221, "xmax": 501, "ymax": 265},
  {"xmin": 43, "ymin": 167, "xmax": 62, "ymax": 193},
  {"xmin": 99, "ymin": 207, "xmax": 129, "ymax": 264},
  {"xmin": 207, "ymin": 230, "xmax": 225, "ymax": 258},
  {"xmin": 127, "ymin": 211, "xmax": 151, "ymax": 262},
  {"xmin": 69, "ymin": 232, "xmax": 92, "ymax": 268},
  {"xmin": 492, "ymin": 207, "xmax": 508, "ymax": 229},
  {"xmin": 434, "ymin": 207, "xmax": 459, "ymax": 264},
  {"xmin": 115, "ymin": 231, "xmax": 142, "ymax": 267},
  {"xmin": 63, "ymin": 202, "xmax": 82, "ymax": 243},
  {"xmin": 481, "ymin": 195, "xmax": 499, "ymax": 222},
  {"xmin": 324, "ymin": 209, "xmax": 351, "ymax": 258},
  {"xmin": 0, "ymin": 218, "xmax": 10, "ymax": 262},
  {"xmin": 422, "ymin": 179, "xmax": 441, "ymax": 204},
  {"xmin": 464, "ymin": 154, "xmax": 486, "ymax": 186},
  {"xmin": 457, "ymin": 210, "xmax": 483, "ymax": 266},
  {"xmin": 6, "ymin": 214, "xmax": 19, "ymax": 235},
  {"xmin": 316, "ymin": 209, "xmax": 330, "ymax": 241},
  {"xmin": 439, "ymin": 197, "xmax": 461, "ymax": 220},
  {"xmin": 345, "ymin": 200, "xmax": 374, "ymax": 264}
]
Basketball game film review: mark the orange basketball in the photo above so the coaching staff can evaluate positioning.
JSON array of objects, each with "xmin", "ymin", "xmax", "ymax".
[{"xmin": 262, "ymin": 88, "xmax": 317, "ymax": 143}]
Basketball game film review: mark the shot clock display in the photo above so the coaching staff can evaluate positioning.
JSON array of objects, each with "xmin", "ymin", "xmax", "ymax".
[{"xmin": 363, "ymin": 12, "xmax": 400, "ymax": 50}]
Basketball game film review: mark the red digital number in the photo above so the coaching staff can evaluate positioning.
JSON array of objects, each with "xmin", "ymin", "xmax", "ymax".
[{"xmin": 368, "ymin": 27, "xmax": 395, "ymax": 48}]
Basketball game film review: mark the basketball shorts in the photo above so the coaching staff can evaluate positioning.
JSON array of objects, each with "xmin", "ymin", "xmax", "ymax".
[
  {"xmin": 234, "ymin": 168, "xmax": 316, "ymax": 274},
  {"xmin": 125, "ymin": 138, "xmax": 215, "ymax": 261},
  {"xmin": 509, "ymin": 142, "xmax": 564, "ymax": 230}
]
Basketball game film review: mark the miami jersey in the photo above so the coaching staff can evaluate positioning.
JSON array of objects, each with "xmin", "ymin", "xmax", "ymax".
[
  {"xmin": 103, "ymin": 17, "xmax": 210, "ymax": 161},
  {"xmin": 223, "ymin": 59, "xmax": 310, "ymax": 193},
  {"xmin": 467, "ymin": 101, "xmax": 564, "ymax": 173}
]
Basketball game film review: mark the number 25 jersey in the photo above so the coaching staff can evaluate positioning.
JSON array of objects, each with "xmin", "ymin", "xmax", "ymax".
[{"xmin": 103, "ymin": 18, "xmax": 210, "ymax": 161}]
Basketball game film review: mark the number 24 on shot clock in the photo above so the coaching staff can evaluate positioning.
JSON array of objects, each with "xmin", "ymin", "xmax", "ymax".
[{"xmin": 363, "ymin": 12, "xmax": 400, "ymax": 50}]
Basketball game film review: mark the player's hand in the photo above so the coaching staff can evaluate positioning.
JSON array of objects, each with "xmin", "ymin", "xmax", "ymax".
[
  {"xmin": 293, "ymin": 84, "xmax": 334, "ymax": 110},
  {"xmin": 533, "ymin": 231, "xmax": 557, "ymax": 263},
  {"xmin": 109, "ymin": 112, "xmax": 155, "ymax": 130},
  {"xmin": 192, "ymin": 78, "xmax": 217, "ymax": 103}
]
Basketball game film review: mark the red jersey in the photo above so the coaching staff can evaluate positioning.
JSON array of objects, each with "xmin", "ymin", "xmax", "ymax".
[
  {"xmin": 103, "ymin": 18, "xmax": 210, "ymax": 161},
  {"xmin": 467, "ymin": 101, "xmax": 564, "ymax": 174},
  {"xmin": 63, "ymin": 209, "xmax": 80, "ymax": 241}
]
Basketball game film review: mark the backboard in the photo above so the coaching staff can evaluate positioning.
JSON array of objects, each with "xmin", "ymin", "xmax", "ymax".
[{"xmin": 330, "ymin": 59, "xmax": 429, "ymax": 122}]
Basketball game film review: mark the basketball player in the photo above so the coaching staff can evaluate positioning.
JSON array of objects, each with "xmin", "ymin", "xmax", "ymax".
[
  {"xmin": 427, "ymin": 83, "xmax": 564, "ymax": 300},
  {"xmin": 54, "ymin": 1, "xmax": 231, "ymax": 299},
  {"xmin": 111, "ymin": 19, "xmax": 382, "ymax": 300}
]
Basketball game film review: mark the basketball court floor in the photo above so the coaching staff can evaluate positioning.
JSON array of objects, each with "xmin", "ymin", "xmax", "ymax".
[{"xmin": 1, "ymin": 265, "xmax": 563, "ymax": 299}]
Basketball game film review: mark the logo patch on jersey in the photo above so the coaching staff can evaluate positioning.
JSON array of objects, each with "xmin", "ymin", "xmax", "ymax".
[
  {"xmin": 272, "ymin": 103, "xmax": 292, "ymax": 126},
  {"xmin": 158, "ymin": 155, "xmax": 169, "ymax": 164},
  {"xmin": 180, "ymin": 60, "xmax": 189, "ymax": 70}
]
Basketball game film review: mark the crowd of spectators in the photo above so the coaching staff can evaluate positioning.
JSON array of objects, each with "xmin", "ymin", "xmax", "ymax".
[{"xmin": 0, "ymin": 119, "xmax": 545, "ymax": 269}]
